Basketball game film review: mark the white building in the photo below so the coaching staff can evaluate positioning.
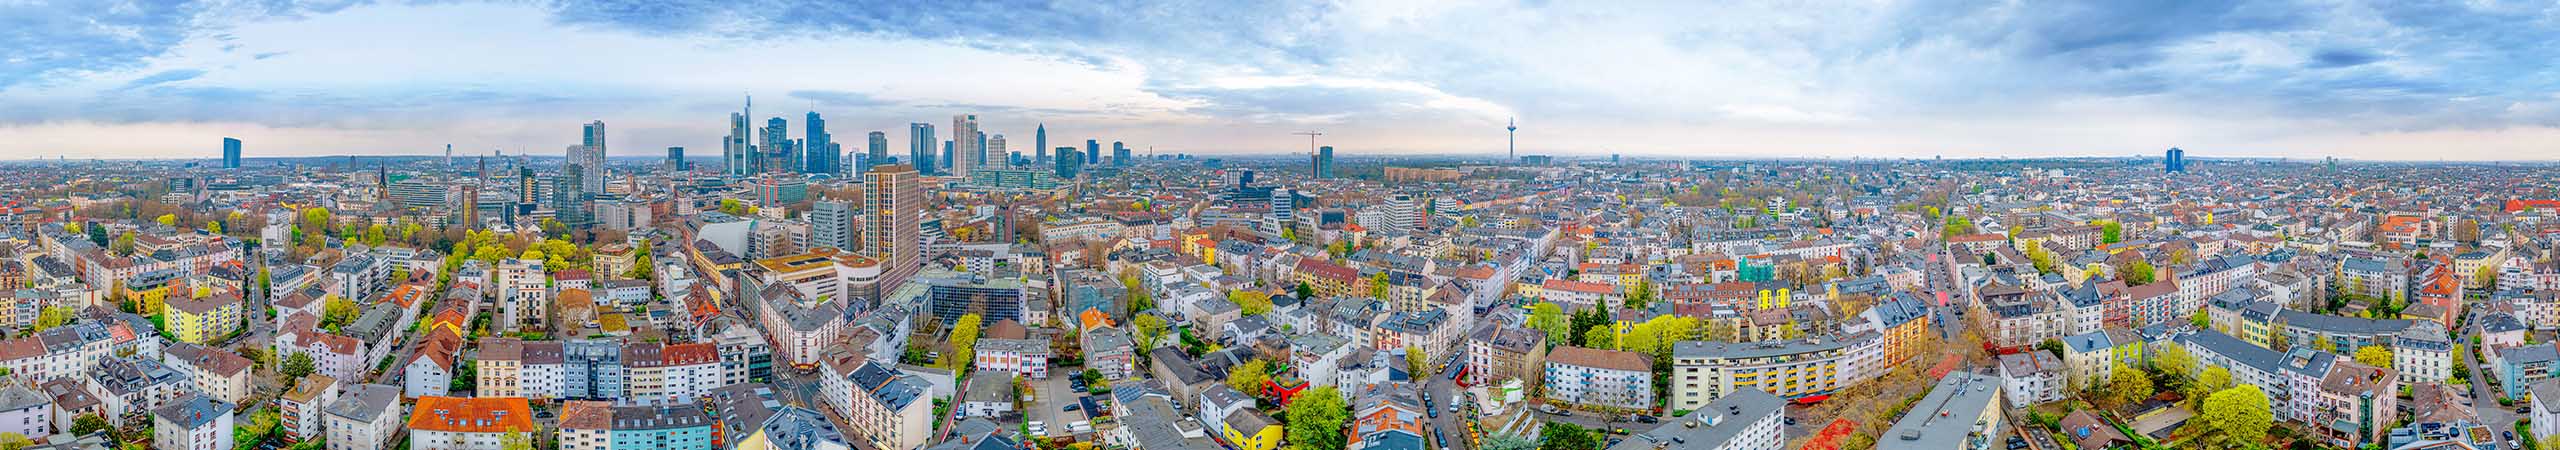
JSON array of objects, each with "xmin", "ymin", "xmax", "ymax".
[
  {"xmin": 152, "ymin": 395, "xmax": 235, "ymax": 450},
  {"xmin": 323, "ymin": 385, "xmax": 404, "ymax": 450},
  {"xmin": 497, "ymin": 258, "xmax": 549, "ymax": 332}
]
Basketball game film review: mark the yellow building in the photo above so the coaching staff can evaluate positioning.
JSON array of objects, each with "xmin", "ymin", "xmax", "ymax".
[
  {"xmin": 163, "ymin": 292, "xmax": 244, "ymax": 345},
  {"xmin": 1219, "ymin": 410, "xmax": 1283, "ymax": 450}
]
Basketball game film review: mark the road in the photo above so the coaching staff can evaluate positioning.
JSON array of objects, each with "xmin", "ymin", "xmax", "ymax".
[
  {"xmin": 1423, "ymin": 363, "xmax": 1471, "ymax": 450},
  {"xmin": 2467, "ymin": 317, "xmax": 2519, "ymax": 450}
]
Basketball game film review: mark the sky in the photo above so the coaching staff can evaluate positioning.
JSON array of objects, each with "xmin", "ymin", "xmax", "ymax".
[{"xmin": 4, "ymin": 0, "xmax": 2559, "ymax": 161}]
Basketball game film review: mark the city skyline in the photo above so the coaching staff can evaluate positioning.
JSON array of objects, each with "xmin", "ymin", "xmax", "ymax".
[{"xmin": 7, "ymin": 1, "xmax": 2560, "ymax": 161}]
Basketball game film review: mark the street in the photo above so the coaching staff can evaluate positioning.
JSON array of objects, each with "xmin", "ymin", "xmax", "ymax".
[
  {"xmin": 1423, "ymin": 367, "xmax": 1471, "ymax": 450},
  {"xmin": 2468, "ymin": 318, "xmax": 2519, "ymax": 450}
]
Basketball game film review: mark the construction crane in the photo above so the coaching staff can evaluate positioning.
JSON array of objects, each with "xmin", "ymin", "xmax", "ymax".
[{"xmin": 1294, "ymin": 131, "xmax": 1323, "ymax": 175}]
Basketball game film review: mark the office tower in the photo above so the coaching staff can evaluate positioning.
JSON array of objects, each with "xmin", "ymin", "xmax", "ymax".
[
  {"xmin": 988, "ymin": 134, "xmax": 1007, "ymax": 168},
  {"xmin": 1055, "ymin": 147, "xmax": 1082, "ymax": 179},
  {"xmin": 942, "ymin": 141, "xmax": 955, "ymax": 174},
  {"xmin": 725, "ymin": 96, "xmax": 754, "ymax": 177},
  {"xmin": 1085, "ymin": 140, "xmax": 1100, "ymax": 164},
  {"xmin": 761, "ymin": 117, "xmax": 795, "ymax": 174},
  {"xmin": 1385, "ymin": 194, "xmax": 1419, "ymax": 232},
  {"xmin": 1269, "ymin": 187, "xmax": 1294, "ymax": 235},
  {"xmin": 445, "ymin": 144, "xmax": 454, "ymax": 168},
  {"xmin": 518, "ymin": 166, "xmax": 539, "ymax": 205},
  {"xmin": 950, "ymin": 114, "xmax": 980, "ymax": 178},
  {"xmin": 2165, "ymin": 147, "xmax": 2186, "ymax": 173},
  {"xmin": 553, "ymin": 164, "xmax": 592, "ymax": 227},
  {"xmin": 810, "ymin": 200, "xmax": 856, "ymax": 251},
  {"xmin": 666, "ymin": 147, "xmax": 685, "ymax": 172},
  {"xmin": 908, "ymin": 123, "xmax": 936, "ymax": 176},
  {"xmin": 451, "ymin": 184, "xmax": 480, "ymax": 225},
  {"xmin": 804, "ymin": 111, "xmax": 834, "ymax": 174},
  {"xmin": 1316, "ymin": 145, "xmax": 1334, "ymax": 178},
  {"xmin": 1034, "ymin": 124, "xmax": 1048, "ymax": 163},
  {"xmin": 1111, "ymin": 141, "xmax": 1129, "ymax": 167},
  {"xmin": 573, "ymin": 120, "xmax": 608, "ymax": 195},
  {"xmin": 864, "ymin": 165, "xmax": 922, "ymax": 286},
  {"xmin": 220, "ymin": 137, "xmax": 241, "ymax": 168},
  {"xmin": 866, "ymin": 131, "xmax": 888, "ymax": 175}
]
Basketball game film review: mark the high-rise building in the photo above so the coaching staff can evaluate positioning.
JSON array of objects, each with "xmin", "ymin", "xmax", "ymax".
[
  {"xmin": 810, "ymin": 200, "xmax": 857, "ymax": 252},
  {"xmin": 572, "ymin": 120, "xmax": 608, "ymax": 196},
  {"xmin": 866, "ymin": 131, "xmax": 889, "ymax": 175},
  {"xmin": 1112, "ymin": 141, "xmax": 1129, "ymax": 167},
  {"xmin": 942, "ymin": 141, "xmax": 955, "ymax": 174},
  {"xmin": 1506, "ymin": 117, "xmax": 1517, "ymax": 160},
  {"xmin": 553, "ymin": 164, "xmax": 592, "ymax": 227},
  {"xmin": 1055, "ymin": 147, "xmax": 1082, "ymax": 179},
  {"xmin": 518, "ymin": 166, "xmax": 539, "ymax": 206},
  {"xmin": 726, "ymin": 96, "xmax": 755, "ymax": 177},
  {"xmin": 804, "ymin": 111, "xmax": 834, "ymax": 174},
  {"xmin": 987, "ymin": 134, "xmax": 1007, "ymax": 168},
  {"xmin": 1385, "ymin": 193, "xmax": 1419, "ymax": 232},
  {"xmin": 666, "ymin": 147, "xmax": 685, "ymax": 172},
  {"xmin": 950, "ymin": 114, "xmax": 980, "ymax": 178},
  {"xmin": 908, "ymin": 123, "xmax": 936, "ymax": 176},
  {"xmin": 1085, "ymin": 140, "xmax": 1100, "ymax": 165},
  {"xmin": 2165, "ymin": 147, "xmax": 2186, "ymax": 173},
  {"xmin": 864, "ymin": 165, "xmax": 922, "ymax": 288},
  {"xmin": 762, "ymin": 117, "xmax": 795, "ymax": 174},
  {"xmin": 221, "ymin": 137, "xmax": 241, "ymax": 168},
  {"xmin": 1034, "ymin": 124, "xmax": 1048, "ymax": 163},
  {"xmin": 1316, "ymin": 145, "xmax": 1334, "ymax": 178}
]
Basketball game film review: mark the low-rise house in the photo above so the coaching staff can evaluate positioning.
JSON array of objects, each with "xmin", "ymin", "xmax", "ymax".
[
  {"xmin": 323, "ymin": 384, "xmax": 403, "ymax": 450},
  {"xmin": 0, "ymin": 384, "xmax": 50, "ymax": 442},
  {"xmin": 974, "ymin": 338, "xmax": 1051, "ymax": 379},
  {"xmin": 277, "ymin": 374, "xmax": 339, "ymax": 442},
  {"xmin": 407, "ymin": 396, "xmax": 537, "ymax": 450},
  {"xmin": 1607, "ymin": 389, "xmax": 1784, "ymax": 450},
  {"xmin": 153, "ymin": 394, "xmax": 234, "ymax": 450},
  {"xmin": 160, "ymin": 342, "xmax": 253, "ymax": 406},
  {"xmin": 1995, "ymin": 352, "xmax": 2066, "ymax": 407}
]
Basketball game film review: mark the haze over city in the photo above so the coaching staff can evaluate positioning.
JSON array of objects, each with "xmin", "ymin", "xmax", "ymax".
[{"xmin": 8, "ymin": 0, "xmax": 2560, "ymax": 160}]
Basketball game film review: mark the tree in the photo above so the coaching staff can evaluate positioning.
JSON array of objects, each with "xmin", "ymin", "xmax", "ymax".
[
  {"xmin": 31, "ymin": 306, "xmax": 74, "ymax": 331},
  {"xmin": 321, "ymin": 297, "xmax": 358, "ymax": 330},
  {"xmin": 110, "ymin": 231, "xmax": 136, "ymax": 257},
  {"xmin": 2036, "ymin": 339, "xmax": 2066, "ymax": 359},
  {"xmin": 2354, "ymin": 345, "xmax": 2395, "ymax": 369},
  {"xmin": 2105, "ymin": 363, "xmax": 2154, "ymax": 407},
  {"xmin": 1367, "ymin": 271, "xmax": 1390, "ymax": 299},
  {"xmin": 2150, "ymin": 342, "xmax": 2196, "ymax": 381},
  {"xmin": 0, "ymin": 432, "xmax": 29, "ymax": 450},
  {"xmin": 2189, "ymin": 366, "xmax": 2233, "ymax": 411},
  {"xmin": 1122, "ymin": 271, "xmax": 1155, "ymax": 313},
  {"xmin": 1133, "ymin": 315, "xmax": 1169, "ymax": 352},
  {"xmin": 282, "ymin": 352, "xmax": 316, "ymax": 378},
  {"xmin": 1232, "ymin": 290, "xmax": 1274, "ymax": 316},
  {"xmin": 1294, "ymin": 282, "xmax": 1314, "ymax": 300},
  {"xmin": 501, "ymin": 431, "xmax": 536, "ymax": 450},
  {"xmin": 69, "ymin": 414, "xmax": 108, "ymax": 436},
  {"xmin": 1526, "ymin": 302, "xmax": 1570, "ymax": 344},
  {"xmin": 2094, "ymin": 220, "xmax": 2124, "ymax": 244},
  {"xmin": 1582, "ymin": 327, "xmax": 1617, "ymax": 350},
  {"xmin": 1227, "ymin": 359, "xmax": 1272, "ymax": 395},
  {"xmin": 2119, "ymin": 259, "xmax": 2157, "ymax": 286},
  {"xmin": 1538, "ymin": 422, "xmax": 1603, "ymax": 450},
  {"xmin": 1405, "ymin": 345, "xmax": 1429, "ymax": 379},
  {"xmin": 155, "ymin": 214, "xmax": 176, "ymax": 227},
  {"xmin": 943, "ymin": 314, "xmax": 984, "ymax": 371},
  {"xmin": 1283, "ymin": 386, "xmax": 1350, "ymax": 450},
  {"xmin": 2190, "ymin": 308, "xmax": 2212, "ymax": 330},
  {"xmin": 2198, "ymin": 385, "xmax": 2273, "ymax": 449}
]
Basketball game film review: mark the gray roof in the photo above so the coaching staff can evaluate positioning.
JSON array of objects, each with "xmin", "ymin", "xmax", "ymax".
[
  {"xmin": 1673, "ymin": 333, "xmax": 1863, "ymax": 360},
  {"xmin": 0, "ymin": 384, "xmax": 48, "ymax": 413},
  {"xmin": 323, "ymin": 384, "xmax": 402, "ymax": 424},
  {"xmin": 1612, "ymin": 389, "xmax": 1785, "ymax": 449},
  {"xmin": 2178, "ymin": 329, "xmax": 2286, "ymax": 375},
  {"xmin": 2272, "ymin": 309, "xmax": 2411, "ymax": 337},
  {"xmin": 152, "ymin": 394, "xmax": 235, "ymax": 429},
  {"xmin": 759, "ymin": 407, "xmax": 850, "ymax": 450},
  {"xmin": 1881, "ymin": 371, "xmax": 2003, "ymax": 450}
]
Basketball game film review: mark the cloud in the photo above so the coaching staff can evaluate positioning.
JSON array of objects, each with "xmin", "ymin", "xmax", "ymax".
[
  {"xmin": 120, "ymin": 69, "xmax": 208, "ymax": 90},
  {"xmin": 787, "ymin": 90, "xmax": 895, "ymax": 108}
]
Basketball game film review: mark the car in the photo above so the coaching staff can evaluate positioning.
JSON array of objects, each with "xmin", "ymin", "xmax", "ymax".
[
  {"xmin": 1450, "ymin": 403, "xmax": 1462, "ymax": 414},
  {"xmin": 1063, "ymin": 404, "xmax": 1079, "ymax": 412},
  {"xmin": 1428, "ymin": 407, "xmax": 1438, "ymax": 419},
  {"xmin": 1634, "ymin": 414, "xmax": 1659, "ymax": 424},
  {"xmin": 1784, "ymin": 417, "xmax": 1797, "ymax": 426},
  {"xmin": 1434, "ymin": 429, "xmax": 1446, "ymax": 448},
  {"xmin": 1538, "ymin": 404, "xmax": 1559, "ymax": 414}
]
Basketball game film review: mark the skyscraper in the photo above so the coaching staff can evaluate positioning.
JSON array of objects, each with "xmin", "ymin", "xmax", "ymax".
[
  {"xmin": 1112, "ymin": 141, "xmax": 1129, "ymax": 167},
  {"xmin": 1055, "ymin": 147, "xmax": 1082, "ymax": 179},
  {"xmin": 1316, "ymin": 145, "xmax": 1334, "ymax": 178},
  {"xmin": 552, "ymin": 164, "xmax": 591, "ymax": 227},
  {"xmin": 908, "ymin": 123, "xmax": 936, "ymax": 176},
  {"xmin": 574, "ymin": 120, "xmax": 607, "ymax": 195},
  {"xmin": 942, "ymin": 141, "xmax": 955, "ymax": 174},
  {"xmin": 866, "ymin": 131, "xmax": 888, "ymax": 171},
  {"xmin": 2165, "ymin": 147, "xmax": 2187, "ymax": 173},
  {"xmin": 666, "ymin": 147, "xmax": 685, "ymax": 172},
  {"xmin": 804, "ymin": 111, "xmax": 834, "ymax": 174},
  {"xmin": 950, "ymin": 114, "xmax": 980, "ymax": 178},
  {"xmin": 1034, "ymin": 124, "xmax": 1048, "ymax": 163},
  {"xmin": 725, "ymin": 96, "xmax": 754, "ymax": 177},
  {"xmin": 220, "ymin": 137, "xmax": 241, "ymax": 169},
  {"xmin": 1085, "ymin": 140, "xmax": 1100, "ymax": 165},
  {"xmin": 988, "ymin": 134, "xmax": 1007, "ymax": 168},
  {"xmin": 761, "ymin": 117, "xmax": 795, "ymax": 174},
  {"xmin": 864, "ymin": 164, "xmax": 922, "ymax": 287}
]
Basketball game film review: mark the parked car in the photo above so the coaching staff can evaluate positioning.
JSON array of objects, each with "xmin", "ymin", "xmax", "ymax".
[
  {"xmin": 1634, "ymin": 414, "xmax": 1659, "ymax": 424},
  {"xmin": 1063, "ymin": 404, "xmax": 1079, "ymax": 412}
]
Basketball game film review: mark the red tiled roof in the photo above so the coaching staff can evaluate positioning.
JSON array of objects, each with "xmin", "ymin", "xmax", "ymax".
[{"xmin": 407, "ymin": 397, "xmax": 535, "ymax": 433}]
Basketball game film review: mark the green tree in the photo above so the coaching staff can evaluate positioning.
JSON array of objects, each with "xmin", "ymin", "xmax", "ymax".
[
  {"xmin": 1227, "ymin": 358, "xmax": 1273, "ymax": 396},
  {"xmin": 1283, "ymin": 386, "xmax": 1350, "ymax": 450},
  {"xmin": 1294, "ymin": 282, "xmax": 1314, "ymax": 300},
  {"xmin": 1232, "ymin": 290, "xmax": 1274, "ymax": 316},
  {"xmin": 282, "ymin": 352, "xmax": 316, "ymax": 378},
  {"xmin": 110, "ymin": 231, "xmax": 136, "ymax": 257},
  {"xmin": 1538, "ymin": 422, "xmax": 1603, "ymax": 450},
  {"xmin": 155, "ymin": 214, "xmax": 176, "ymax": 227},
  {"xmin": 2198, "ymin": 385, "xmax": 2273, "ymax": 448},
  {"xmin": 2189, "ymin": 366, "xmax": 2233, "ymax": 410},
  {"xmin": 1405, "ymin": 345, "xmax": 1429, "ymax": 379},
  {"xmin": 1132, "ymin": 315, "xmax": 1169, "ymax": 352},
  {"xmin": 1582, "ymin": 327, "xmax": 1618, "ymax": 350},
  {"xmin": 943, "ymin": 314, "xmax": 984, "ymax": 371},
  {"xmin": 0, "ymin": 432, "xmax": 31, "ymax": 450},
  {"xmin": 1481, "ymin": 434, "xmax": 1537, "ymax": 450},
  {"xmin": 1367, "ymin": 271, "xmax": 1390, "ymax": 299},
  {"xmin": 2094, "ymin": 219, "xmax": 2123, "ymax": 243},
  {"xmin": 1527, "ymin": 302, "xmax": 1570, "ymax": 344},
  {"xmin": 31, "ymin": 306, "xmax": 75, "ymax": 331},
  {"xmin": 2106, "ymin": 363, "xmax": 2154, "ymax": 407},
  {"xmin": 2119, "ymin": 259, "xmax": 2157, "ymax": 285},
  {"xmin": 500, "ymin": 431, "xmax": 536, "ymax": 450},
  {"xmin": 69, "ymin": 414, "xmax": 109, "ymax": 436},
  {"xmin": 2150, "ymin": 342, "xmax": 2196, "ymax": 381},
  {"xmin": 2354, "ymin": 345, "xmax": 2394, "ymax": 368}
]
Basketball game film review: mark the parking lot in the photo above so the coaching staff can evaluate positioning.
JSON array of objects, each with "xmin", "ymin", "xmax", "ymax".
[{"xmin": 1027, "ymin": 369, "xmax": 1090, "ymax": 440}]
